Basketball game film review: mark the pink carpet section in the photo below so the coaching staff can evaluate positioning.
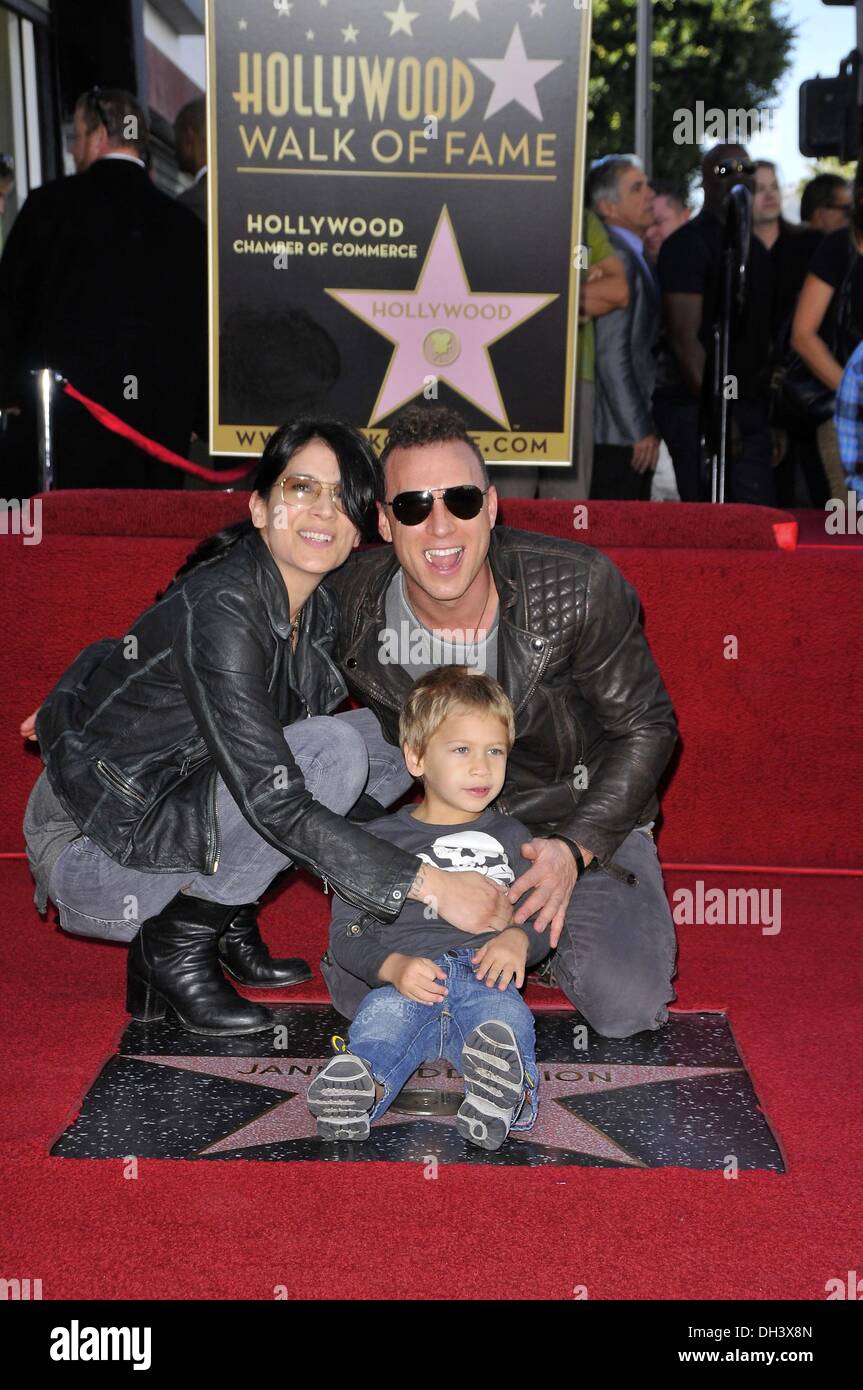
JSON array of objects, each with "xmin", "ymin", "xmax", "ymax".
[{"xmin": 1, "ymin": 861, "xmax": 861, "ymax": 1301}]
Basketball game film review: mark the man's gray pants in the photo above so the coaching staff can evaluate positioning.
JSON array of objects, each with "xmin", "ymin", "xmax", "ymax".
[
  {"xmin": 48, "ymin": 706, "xmax": 677, "ymax": 1039},
  {"xmin": 551, "ymin": 826, "xmax": 678, "ymax": 1038}
]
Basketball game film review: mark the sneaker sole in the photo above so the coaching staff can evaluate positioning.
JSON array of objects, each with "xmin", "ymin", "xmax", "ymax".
[
  {"xmin": 457, "ymin": 1021, "xmax": 525, "ymax": 1151},
  {"xmin": 308, "ymin": 1055, "xmax": 376, "ymax": 1141}
]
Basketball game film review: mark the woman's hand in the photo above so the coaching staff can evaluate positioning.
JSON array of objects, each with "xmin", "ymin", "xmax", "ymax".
[
  {"xmin": 20, "ymin": 707, "xmax": 40, "ymax": 741},
  {"xmin": 472, "ymin": 927, "xmax": 529, "ymax": 991},
  {"xmin": 408, "ymin": 862, "xmax": 513, "ymax": 935}
]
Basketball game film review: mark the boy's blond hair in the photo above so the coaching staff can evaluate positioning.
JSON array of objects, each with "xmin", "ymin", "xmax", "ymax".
[{"xmin": 399, "ymin": 666, "xmax": 515, "ymax": 759}]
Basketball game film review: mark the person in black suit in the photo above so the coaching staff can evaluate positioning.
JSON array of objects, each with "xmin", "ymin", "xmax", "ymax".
[
  {"xmin": 653, "ymin": 144, "xmax": 777, "ymax": 505},
  {"xmin": 0, "ymin": 88, "xmax": 207, "ymax": 492},
  {"xmin": 174, "ymin": 98, "xmax": 208, "ymax": 226}
]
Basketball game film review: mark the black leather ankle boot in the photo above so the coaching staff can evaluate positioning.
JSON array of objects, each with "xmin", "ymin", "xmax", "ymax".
[
  {"xmin": 126, "ymin": 892, "xmax": 275, "ymax": 1036},
  {"xmin": 217, "ymin": 904, "xmax": 312, "ymax": 988}
]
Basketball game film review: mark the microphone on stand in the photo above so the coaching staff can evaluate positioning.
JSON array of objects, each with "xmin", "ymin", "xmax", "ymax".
[{"xmin": 700, "ymin": 182, "xmax": 753, "ymax": 503}]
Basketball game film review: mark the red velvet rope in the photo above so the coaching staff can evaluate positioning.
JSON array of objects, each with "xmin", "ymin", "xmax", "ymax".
[{"xmin": 62, "ymin": 382, "xmax": 254, "ymax": 485}]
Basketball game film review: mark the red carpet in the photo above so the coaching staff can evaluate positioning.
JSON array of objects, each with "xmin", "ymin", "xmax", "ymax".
[
  {"xmin": 3, "ymin": 496, "xmax": 859, "ymax": 1300},
  {"xmin": 2, "ymin": 860, "xmax": 860, "ymax": 1301}
]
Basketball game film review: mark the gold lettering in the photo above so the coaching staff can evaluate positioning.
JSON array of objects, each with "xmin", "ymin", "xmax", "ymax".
[
  {"xmin": 359, "ymin": 56, "xmax": 396, "ymax": 121},
  {"xmin": 372, "ymin": 128, "xmax": 402, "ymax": 164},
  {"xmin": 499, "ymin": 132, "xmax": 529, "ymax": 166},
  {"xmin": 277, "ymin": 127, "xmax": 303, "ymax": 160},
  {"xmin": 267, "ymin": 53, "xmax": 289, "ymax": 116},
  {"xmin": 536, "ymin": 132, "xmax": 557, "ymax": 168},
  {"xmin": 332, "ymin": 56, "xmax": 356, "ymax": 119},
  {"xmin": 467, "ymin": 132, "xmax": 494, "ymax": 167},
  {"xmin": 397, "ymin": 56, "xmax": 422, "ymax": 120},
  {"xmin": 408, "ymin": 129, "xmax": 429, "ymax": 163},
  {"xmin": 313, "ymin": 55, "xmax": 333, "ymax": 117},
  {"xmin": 293, "ymin": 53, "xmax": 312, "ymax": 118}
]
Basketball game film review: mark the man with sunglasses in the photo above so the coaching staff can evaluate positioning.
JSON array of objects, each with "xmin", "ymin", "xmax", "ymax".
[
  {"xmin": 324, "ymin": 403, "xmax": 680, "ymax": 1041},
  {"xmin": 653, "ymin": 143, "xmax": 776, "ymax": 504}
]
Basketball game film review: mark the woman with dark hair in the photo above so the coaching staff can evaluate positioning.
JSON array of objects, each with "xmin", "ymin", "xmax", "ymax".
[{"xmin": 22, "ymin": 417, "xmax": 496, "ymax": 1037}]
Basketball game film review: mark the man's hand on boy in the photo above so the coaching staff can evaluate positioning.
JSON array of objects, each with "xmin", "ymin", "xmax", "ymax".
[
  {"xmin": 472, "ymin": 927, "xmax": 529, "ymax": 991},
  {"xmin": 409, "ymin": 862, "xmax": 513, "ymax": 935},
  {"xmin": 378, "ymin": 951, "xmax": 449, "ymax": 1005},
  {"xmin": 510, "ymin": 837, "xmax": 591, "ymax": 946}
]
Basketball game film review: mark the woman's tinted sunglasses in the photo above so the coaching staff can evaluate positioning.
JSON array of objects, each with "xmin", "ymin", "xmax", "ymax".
[{"xmin": 384, "ymin": 484, "xmax": 488, "ymax": 526}]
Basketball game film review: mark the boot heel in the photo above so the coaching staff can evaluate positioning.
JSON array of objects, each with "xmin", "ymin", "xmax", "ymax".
[{"xmin": 126, "ymin": 972, "xmax": 167, "ymax": 1021}]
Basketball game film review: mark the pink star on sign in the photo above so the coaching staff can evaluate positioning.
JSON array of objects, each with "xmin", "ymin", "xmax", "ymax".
[{"xmin": 326, "ymin": 206, "xmax": 557, "ymax": 426}]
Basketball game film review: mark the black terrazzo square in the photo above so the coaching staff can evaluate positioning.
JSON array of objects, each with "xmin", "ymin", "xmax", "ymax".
[{"xmin": 50, "ymin": 1006, "xmax": 784, "ymax": 1170}]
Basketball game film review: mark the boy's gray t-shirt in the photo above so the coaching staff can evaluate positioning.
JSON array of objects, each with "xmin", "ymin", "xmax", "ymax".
[
  {"xmin": 328, "ymin": 804, "xmax": 548, "ymax": 989},
  {"xmin": 383, "ymin": 569, "xmax": 499, "ymax": 679}
]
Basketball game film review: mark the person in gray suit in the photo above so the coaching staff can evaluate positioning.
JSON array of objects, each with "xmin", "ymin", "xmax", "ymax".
[
  {"xmin": 588, "ymin": 155, "xmax": 660, "ymax": 500},
  {"xmin": 175, "ymin": 98, "xmax": 207, "ymax": 224}
]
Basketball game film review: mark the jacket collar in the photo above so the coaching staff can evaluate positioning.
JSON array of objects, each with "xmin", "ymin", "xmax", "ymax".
[
  {"xmin": 242, "ymin": 526, "xmax": 346, "ymax": 705},
  {"xmin": 243, "ymin": 527, "xmax": 295, "ymax": 639},
  {"xmin": 487, "ymin": 528, "xmax": 519, "ymax": 614}
]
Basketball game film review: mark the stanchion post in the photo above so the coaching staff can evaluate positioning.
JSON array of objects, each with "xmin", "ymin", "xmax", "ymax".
[{"xmin": 33, "ymin": 368, "xmax": 63, "ymax": 493}]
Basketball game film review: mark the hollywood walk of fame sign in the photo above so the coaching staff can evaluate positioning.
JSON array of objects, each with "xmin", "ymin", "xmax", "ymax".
[
  {"xmin": 50, "ymin": 1007, "xmax": 785, "ymax": 1171},
  {"xmin": 206, "ymin": 0, "xmax": 591, "ymax": 462}
]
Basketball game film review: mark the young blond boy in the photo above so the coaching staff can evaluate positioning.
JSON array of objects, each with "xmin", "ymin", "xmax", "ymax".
[{"xmin": 309, "ymin": 666, "xmax": 546, "ymax": 1151}]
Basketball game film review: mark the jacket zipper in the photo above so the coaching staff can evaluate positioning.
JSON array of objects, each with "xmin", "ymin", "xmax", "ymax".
[
  {"xmin": 299, "ymin": 855, "xmax": 400, "ymax": 918},
  {"xmin": 179, "ymin": 752, "xmax": 210, "ymax": 779},
  {"xmin": 204, "ymin": 766, "xmax": 220, "ymax": 874},
  {"xmin": 95, "ymin": 759, "xmax": 147, "ymax": 807}
]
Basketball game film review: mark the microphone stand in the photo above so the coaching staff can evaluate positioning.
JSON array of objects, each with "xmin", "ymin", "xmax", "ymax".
[{"xmin": 701, "ymin": 184, "xmax": 752, "ymax": 503}]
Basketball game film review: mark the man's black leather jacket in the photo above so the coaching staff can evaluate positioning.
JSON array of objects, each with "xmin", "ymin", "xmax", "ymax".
[
  {"xmin": 35, "ymin": 527, "xmax": 419, "ymax": 923},
  {"xmin": 325, "ymin": 526, "xmax": 678, "ymax": 867}
]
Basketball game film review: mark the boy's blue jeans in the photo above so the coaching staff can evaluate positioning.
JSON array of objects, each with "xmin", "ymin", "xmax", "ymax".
[{"xmin": 347, "ymin": 947, "xmax": 539, "ymax": 1132}]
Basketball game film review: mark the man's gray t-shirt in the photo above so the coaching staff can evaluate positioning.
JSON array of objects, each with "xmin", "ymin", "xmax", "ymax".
[
  {"xmin": 328, "ymin": 804, "xmax": 548, "ymax": 990},
  {"xmin": 383, "ymin": 569, "xmax": 499, "ymax": 679}
]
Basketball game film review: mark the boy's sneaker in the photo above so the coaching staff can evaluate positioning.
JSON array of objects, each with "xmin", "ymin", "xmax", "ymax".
[
  {"xmin": 308, "ymin": 1053, "xmax": 376, "ymax": 1140},
  {"xmin": 457, "ymin": 1020, "xmax": 525, "ymax": 1152}
]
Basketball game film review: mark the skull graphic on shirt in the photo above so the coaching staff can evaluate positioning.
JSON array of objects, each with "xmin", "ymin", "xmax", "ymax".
[{"xmin": 417, "ymin": 830, "xmax": 515, "ymax": 887}]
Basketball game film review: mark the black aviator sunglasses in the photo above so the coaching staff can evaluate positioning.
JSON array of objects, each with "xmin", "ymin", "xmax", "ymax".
[{"xmin": 384, "ymin": 485, "xmax": 489, "ymax": 526}]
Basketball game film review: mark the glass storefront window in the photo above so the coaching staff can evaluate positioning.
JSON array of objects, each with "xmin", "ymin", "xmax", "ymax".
[{"xmin": 0, "ymin": 5, "xmax": 44, "ymax": 246}]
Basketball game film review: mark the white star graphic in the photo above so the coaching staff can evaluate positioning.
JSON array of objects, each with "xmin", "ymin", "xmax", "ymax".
[
  {"xmin": 237, "ymin": 18, "xmax": 248, "ymax": 30},
  {"xmin": 273, "ymin": 0, "xmax": 292, "ymax": 17},
  {"xmin": 529, "ymin": 0, "xmax": 546, "ymax": 16},
  {"xmin": 342, "ymin": 22, "xmax": 359, "ymax": 43},
  {"xmin": 470, "ymin": 22, "xmax": 562, "ymax": 121},
  {"xmin": 384, "ymin": 2, "xmax": 419, "ymax": 38},
  {"xmin": 306, "ymin": 28, "xmax": 315, "ymax": 40},
  {"xmin": 450, "ymin": 0, "xmax": 481, "ymax": 19}
]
